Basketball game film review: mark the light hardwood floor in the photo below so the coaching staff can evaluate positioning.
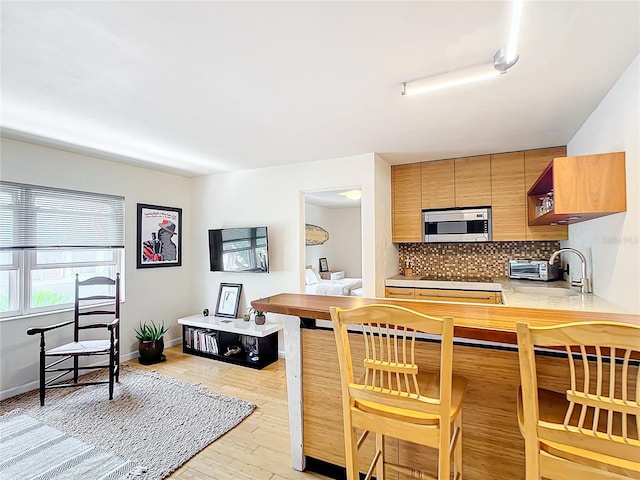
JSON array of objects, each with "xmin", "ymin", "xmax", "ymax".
[{"xmin": 125, "ymin": 345, "xmax": 328, "ymax": 480}]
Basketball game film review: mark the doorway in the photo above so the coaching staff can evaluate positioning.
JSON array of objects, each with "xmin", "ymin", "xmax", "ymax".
[{"xmin": 303, "ymin": 188, "xmax": 363, "ymax": 296}]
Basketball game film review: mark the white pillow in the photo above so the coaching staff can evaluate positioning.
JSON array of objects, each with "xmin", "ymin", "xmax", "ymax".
[
  {"xmin": 305, "ymin": 268, "xmax": 319, "ymax": 285},
  {"xmin": 311, "ymin": 267, "xmax": 322, "ymax": 283}
]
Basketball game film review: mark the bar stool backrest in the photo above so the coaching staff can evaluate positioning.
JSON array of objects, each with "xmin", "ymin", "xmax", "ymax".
[{"xmin": 517, "ymin": 321, "xmax": 640, "ymax": 478}]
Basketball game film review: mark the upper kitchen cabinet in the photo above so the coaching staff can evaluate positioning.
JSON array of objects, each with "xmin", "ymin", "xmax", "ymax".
[
  {"xmin": 420, "ymin": 155, "xmax": 491, "ymax": 210},
  {"xmin": 491, "ymin": 148, "xmax": 568, "ymax": 241},
  {"xmin": 392, "ymin": 163, "xmax": 422, "ymax": 242},
  {"xmin": 524, "ymin": 147, "xmax": 569, "ymax": 240},
  {"xmin": 527, "ymin": 151, "xmax": 626, "ymax": 225},
  {"xmin": 491, "ymin": 151, "xmax": 526, "ymax": 241},
  {"xmin": 454, "ymin": 156, "xmax": 491, "ymax": 207},
  {"xmin": 421, "ymin": 160, "xmax": 455, "ymax": 209}
]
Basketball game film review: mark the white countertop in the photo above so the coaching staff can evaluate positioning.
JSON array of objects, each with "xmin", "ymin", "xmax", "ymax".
[
  {"xmin": 178, "ymin": 314, "xmax": 282, "ymax": 337},
  {"xmin": 385, "ymin": 275, "xmax": 628, "ymax": 314}
]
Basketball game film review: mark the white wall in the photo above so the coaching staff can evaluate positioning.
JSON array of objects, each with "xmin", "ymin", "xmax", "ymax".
[
  {"xmin": 566, "ymin": 55, "xmax": 639, "ymax": 313},
  {"xmin": 189, "ymin": 152, "xmax": 385, "ymax": 322},
  {"xmin": 0, "ymin": 138, "xmax": 193, "ymax": 398},
  {"xmin": 305, "ymin": 203, "xmax": 362, "ymax": 278}
]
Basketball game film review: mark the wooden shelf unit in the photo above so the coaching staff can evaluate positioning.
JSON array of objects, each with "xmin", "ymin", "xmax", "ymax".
[
  {"xmin": 527, "ymin": 152, "xmax": 626, "ymax": 225},
  {"xmin": 178, "ymin": 314, "xmax": 281, "ymax": 369}
]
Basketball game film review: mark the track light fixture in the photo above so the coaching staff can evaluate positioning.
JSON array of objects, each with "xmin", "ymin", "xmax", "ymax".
[{"xmin": 402, "ymin": 0, "xmax": 523, "ymax": 96}]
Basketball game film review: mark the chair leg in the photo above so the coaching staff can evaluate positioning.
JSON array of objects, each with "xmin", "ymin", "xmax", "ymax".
[
  {"xmin": 376, "ymin": 433, "xmax": 385, "ymax": 480},
  {"xmin": 73, "ymin": 355, "xmax": 79, "ymax": 384},
  {"xmin": 524, "ymin": 440, "xmax": 540, "ymax": 480},
  {"xmin": 343, "ymin": 424, "xmax": 359, "ymax": 480},
  {"xmin": 438, "ymin": 422, "xmax": 451, "ymax": 480},
  {"xmin": 454, "ymin": 410, "xmax": 463, "ymax": 479},
  {"xmin": 115, "ymin": 349, "xmax": 120, "ymax": 383},
  {"xmin": 38, "ymin": 336, "xmax": 46, "ymax": 406},
  {"xmin": 109, "ymin": 346, "xmax": 115, "ymax": 400}
]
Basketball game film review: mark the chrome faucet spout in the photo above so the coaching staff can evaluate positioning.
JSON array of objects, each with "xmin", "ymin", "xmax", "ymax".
[{"xmin": 549, "ymin": 248, "xmax": 591, "ymax": 294}]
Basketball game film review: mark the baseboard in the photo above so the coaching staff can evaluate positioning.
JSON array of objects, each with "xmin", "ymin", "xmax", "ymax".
[{"xmin": 0, "ymin": 337, "xmax": 184, "ymax": 401}]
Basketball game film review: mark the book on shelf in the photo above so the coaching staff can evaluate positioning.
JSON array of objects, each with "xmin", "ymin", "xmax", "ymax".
[{"xmin": 184, "ymin": 326, "xmax": 218, "ymax": 355}]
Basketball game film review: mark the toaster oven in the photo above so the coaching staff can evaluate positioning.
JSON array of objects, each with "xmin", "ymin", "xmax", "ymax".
[{"xmin": 508, "ymin": 259, "xmax": 561, "ymax": 281}]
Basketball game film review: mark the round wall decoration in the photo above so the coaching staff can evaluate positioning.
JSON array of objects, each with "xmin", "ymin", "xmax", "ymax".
[{"xmin": 305, "ymin": 224, "xmax": 329, "ymax": 246}]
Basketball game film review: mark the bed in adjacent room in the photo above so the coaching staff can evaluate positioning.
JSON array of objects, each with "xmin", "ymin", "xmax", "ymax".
[{"xmin": 304, "ymin": 267, "xmax": 363, "ymax": 297}]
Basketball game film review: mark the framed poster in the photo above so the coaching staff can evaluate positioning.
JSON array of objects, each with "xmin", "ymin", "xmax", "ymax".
[
  {"xmin": 137, "ymin": 203, "xmax": 182, "ymax": 268},
  {"xmin": 215, "ymin": 283, "xmax": 242, "ymax": 318}
]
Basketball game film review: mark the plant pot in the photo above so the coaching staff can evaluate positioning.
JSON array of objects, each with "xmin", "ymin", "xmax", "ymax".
[
  {"xmin": 254, "ymin": 315, "xmax": 266, "ymax": 325},
  {"xmin": 138, "ymin": 338, "xmax": 166, "ymax": 365}
]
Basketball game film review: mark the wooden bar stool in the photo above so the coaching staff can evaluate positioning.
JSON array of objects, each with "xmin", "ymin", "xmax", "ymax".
[
  {"xmin": 516, "ymin": 321, "xmax": 640, "ymax": 480},
  {"xmin": 330, "ymin": 304, "xmax": 467, "ymax": 480}
]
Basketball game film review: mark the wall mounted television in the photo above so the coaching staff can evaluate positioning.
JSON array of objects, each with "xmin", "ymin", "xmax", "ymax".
[{"xmin": 208, "ymin": 227, "xmax": 269, "ymax": 273}]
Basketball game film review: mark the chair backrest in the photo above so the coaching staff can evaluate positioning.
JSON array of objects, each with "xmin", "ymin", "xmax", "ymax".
[
  {"xmin": 330, "ymin": 304, "xmax": 454, "ymax": 422},
  {"xmin": 517, "ymin": 321, "xmax": 640, "ymax": 467},
  {"xmin": 74, "ymin": 273, "xmax": 120, "ymax": 341}
]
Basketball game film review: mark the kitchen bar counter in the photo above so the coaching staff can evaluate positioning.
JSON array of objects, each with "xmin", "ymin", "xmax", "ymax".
[
  {"xmin": 252, "ymin": 292, "xmax": 637, "ymax": 345},
  {"xmin": 251, "ymin": 293, "xmax": 639, "ymax": 479}
]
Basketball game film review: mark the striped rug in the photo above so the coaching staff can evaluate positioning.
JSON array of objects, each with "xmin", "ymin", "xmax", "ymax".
[{"xmin": 0, "ymin": 410, "xmax": 144, "ymax": 480}]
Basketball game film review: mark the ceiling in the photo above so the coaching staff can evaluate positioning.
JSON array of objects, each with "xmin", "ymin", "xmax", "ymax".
[
  {"xmin": 1, "ymin": 1, "xmax": 638, "ymax": 178},
  {"xmin": 305, "ymin": 188, "xmax": 361, "ymax": 209}
]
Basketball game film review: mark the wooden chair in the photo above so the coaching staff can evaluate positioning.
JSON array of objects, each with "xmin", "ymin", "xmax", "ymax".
[
  {"xmin": 27, "ymin": 273, "xmax": 121, "ymax": 406},
  {"xmin": 516, "ymin": 321, "xmax": 640, "ymax": 480},
  {"xmin": 330, "ymin": 303, "xmax": 467, "ymax": 480}
]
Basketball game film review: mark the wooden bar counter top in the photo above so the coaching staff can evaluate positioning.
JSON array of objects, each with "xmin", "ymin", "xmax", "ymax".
[
  {"xmin": 251, "ymin": 293, "xmax": 639, "ymax": 480},
  {"xmin": 252, "ymin": 292, "xmax": 639, "ymax": 344}
]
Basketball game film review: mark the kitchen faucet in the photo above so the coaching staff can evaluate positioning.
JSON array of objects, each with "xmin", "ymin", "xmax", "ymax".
[{"xmin": 549, "ymin": 248, "xmax": 591, "ymax": 294}]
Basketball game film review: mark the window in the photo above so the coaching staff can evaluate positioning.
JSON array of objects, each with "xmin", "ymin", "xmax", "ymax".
[{"xmin": 0, "ymin": 181, "xmax": 125, "ymax": 318}]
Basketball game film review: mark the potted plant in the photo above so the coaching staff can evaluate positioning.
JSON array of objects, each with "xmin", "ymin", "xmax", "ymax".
[
  {"xmin": 135, "ymin": 320, "xmax": 169, "ymax": 365},
  {"xmin": 249, "ymin": 307, "xmax": 266, "ymax": 325}
]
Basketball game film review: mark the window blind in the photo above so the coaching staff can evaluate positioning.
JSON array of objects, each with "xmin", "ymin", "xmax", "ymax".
[{"xmin": 0, "ymin": 181, "xmax": 125, "ymax": 249}]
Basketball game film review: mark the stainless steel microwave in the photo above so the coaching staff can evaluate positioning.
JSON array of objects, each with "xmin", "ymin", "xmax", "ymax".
[{"xmin": 422, "ymin": 207, "xmax": 491, "ymax": 243}]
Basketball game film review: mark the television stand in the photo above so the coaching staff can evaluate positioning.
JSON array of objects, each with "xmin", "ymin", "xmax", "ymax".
[{"xmin": 178, "ymin": 314, "xmax": 281, "ymax": 369}]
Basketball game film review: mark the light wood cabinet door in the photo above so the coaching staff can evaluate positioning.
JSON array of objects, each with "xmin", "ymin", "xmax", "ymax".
[
  {"xmin": 414, "ymin": 288, "xmax": 501, "ymax": 304},
  {"xmin": 455, "ymin": 156, "xmax": 491, "ymax": 207},
  {"xmin": 555, "ymin": 152, "xmax": 626, "ymax": 214},
  {"xmin": 524, "ymin": 147, "xmax": 568, "ymax": 240},
  {"xmin": 491, "ymin": 151, "xmax": 526, "ymax": 241},
  {"xmin": 385, "ymin": 287, "xmax": 415, "ymax": 299},
  {"xmin": 421, "ymin": 159, "xmax": 455, "ymax": 210},
  {"xmin": 392, "ymin": 164, "xmax": 422, "ymax": 243}
]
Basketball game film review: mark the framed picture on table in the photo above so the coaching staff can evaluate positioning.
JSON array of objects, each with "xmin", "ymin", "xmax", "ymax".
[
  {"xmin": 319, "ymin": 257, "xmax": 329, "ymax": 272},
  {"xmin": 137, "ymin": 203, "xmax": 182, "ymax": 268},
  {"xmin": 215, "ymin": 283, "xmax": 243, "ymax": 319}
]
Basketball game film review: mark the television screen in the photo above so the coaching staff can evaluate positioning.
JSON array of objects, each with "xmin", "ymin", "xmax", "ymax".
[{"xmin": 208, "ymin": 227, "xmax": 269, "ymax": 273}]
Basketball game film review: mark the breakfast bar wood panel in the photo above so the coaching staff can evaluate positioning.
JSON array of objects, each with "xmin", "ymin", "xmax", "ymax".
[{"xmin": 302, "ymin": 328, "xmax": 607, "ymax": 480}]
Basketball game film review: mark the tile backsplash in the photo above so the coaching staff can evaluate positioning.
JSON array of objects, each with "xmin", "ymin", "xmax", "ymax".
[{"xmin": 398, "ymin": 241, "xmax": 561, "ymax": 278}]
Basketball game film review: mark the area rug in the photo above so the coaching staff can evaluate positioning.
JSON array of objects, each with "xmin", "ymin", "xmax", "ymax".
[
  {"xmin": 0, "ymin": 366, "xmax": 255, "ymax": 479},
  {"xmin": 1, "ymin": 410, "xmax": 144, "ymax": 480}
]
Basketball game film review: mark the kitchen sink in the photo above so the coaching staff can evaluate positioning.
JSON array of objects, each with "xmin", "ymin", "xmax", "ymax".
[{"xmin": 512, "ymin": 286, "xmax": 580, "ymax": 297}]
